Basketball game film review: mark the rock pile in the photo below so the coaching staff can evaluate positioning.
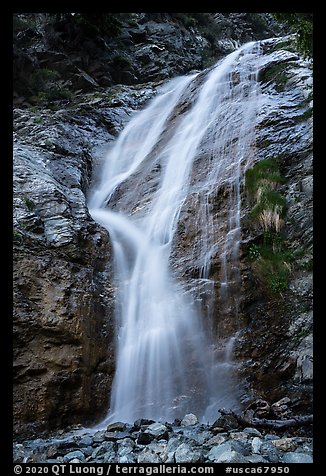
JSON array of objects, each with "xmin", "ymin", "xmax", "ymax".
[{"xmin": 13, "ymin": 413, "xmax": 313, "ymax": 464}]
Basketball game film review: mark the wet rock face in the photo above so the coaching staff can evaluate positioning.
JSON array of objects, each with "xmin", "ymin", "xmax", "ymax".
[
  {"xmin": 13, "ymin": 119, "xmax": 113, "ymax": 435},
  {"xmin": 13, "ymin": 85, "xmax": 159, "ymax": 438},
  {"xmin": 236, "ymin": 38, "xmax": 313, "ymax": 407},
  {"xmin": 163, "ymin": 38, "xmax": 313, "ymax": 409}
]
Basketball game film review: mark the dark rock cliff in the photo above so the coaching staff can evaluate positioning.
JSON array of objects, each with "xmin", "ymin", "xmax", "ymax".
[
  {"xmin": 13, "ymin": 13, "xmax": 280, "ymax": 106},
  {"xmin": 13, "ymin": 14, "xmax": 312, "ymax": 438}
]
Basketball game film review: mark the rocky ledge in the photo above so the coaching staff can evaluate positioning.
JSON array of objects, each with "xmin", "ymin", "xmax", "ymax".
[{"xmin": 13, "ymin": 413, "xmax": 313, "ymax": 464}]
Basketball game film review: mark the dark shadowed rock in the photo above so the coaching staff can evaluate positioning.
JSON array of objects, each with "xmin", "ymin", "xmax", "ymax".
[
  {"xmin": 137, "ymin": 432, "xmax": 154, "ymax": 445},
  {"xmin": 106, "ymin": 422, "xmax": 127, "ymax": 432}
]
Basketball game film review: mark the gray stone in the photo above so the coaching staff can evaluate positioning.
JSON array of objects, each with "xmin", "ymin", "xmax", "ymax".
[
  {"xmin": 162, "ymin": 436, "xmax": 184, "ymax": 462},
  {"xmin": 147, "ymin": 440, "xmax": 169, "ymax": 462},
  {"xmin": 207, "ymin": 441, "xmax": 249, "ymax": 462},
  {"xmin": 287, "ymin": 312, "xmax": 312, "ymax": 338},
  {"xmin": 63, "ymin": 450, "xmax": 85, "ymax": 462},
  {"xmin": 145, "ymin": 422, "xmax": 169, "ymax": 444},
  {"xmin": 147, "ymin": 441, "xmax": 168, "ymax": 454},
  {"xmin": 80, "ymin": 446, "xmax": 93, "ymax": 457},
  {"xmin": 229, "ymin": 431, "xmax": 250, "ymax": 442},
  {"xmin": 301, "ymin": 176, "xmax": 313, "ymax": 196},
  {"xmin": 167, "ymin": 436, "xmax": 183, "ymax": 450},
  {"xmin": 174, "ymin": 443, "xmax": 202, "ymax": 463},
  {"xmin": 102, "ymin": 449, "xmax": 117, "ymax": 463},
  {"xmin": 91, "ymin": 442, "xmax": 115, "ymax": 460},
  {"xmin": 164, "ymin": 453, "xmax": 176, "ymax": 463},
  {"xmin": 133, "ymin": 418, "xmax": 156, "ymax": 429},
  {"xmin": 104, "ymin": 431, "xmax": 130, "ymax": 441},
  {"xmin": 117, "ymin": 454, "xmax": 136, "ymax": 463},
  {"xmin": 205, "ymin": 434, "xmax": 227, "ymax": 447},
  {"xmin": 215, "ymin": 450, "xmax": 250, "ymax": 463},
  {"xmin": 117, "ymin": 437, "xmax": 135, "ymax": 448},
  {"xmin": 294, "ymin": 334, "xmax": 313, "ymax": 383},
  {"xmin": 181, "ymin": 413, "xmax": 198, "ymax": 426},
  {"xmin": 89, "ymin": 430, "xmax": 106, "ymax": 444},
  {"xmin": 247, "ymin": 455, "xmax": 269, "ymax": 463},
  {"xmin": 207, "ymin": 444, "xmax": 227, "ymax": 462},
  {"xmin": 252, "ymin": 437, "xmax": 263, "ymax": 454},
  {"xmin": 243, "ymin": 427, "xmax": 262, "ymax": 437},
  {"xmin": 294, "ymin": 440, "xmax": 313, "ymax": 454},
  {"xmin": 145, "ymin": 422, "xmax": 169, "ymax": 439},
  {"xmin": 179, "ymin": 426, "xmax": 212, "ymax": 444},
  {"xmin": 211, "ymin": 414, "xmax": 239, "ymax": 431},
  {"xmin": 137, "ymin": 432, "xmax": 154, "ymax": 444},
  {"xmin": 107, "ymin": 422, "xmax": 126, "ymax": 432},
  {"xmin": 282, "ymin": 452, "xmax": 313, "ymax": 463},
  {"xmin": 47, "ymin": 444, "xmax": 61, "ymax": 458},
  {"xmin": 117, "ymin": 437, "xmax": 135, "ymax": 459},
  {"xmin": 260, "ymin": 441, "xmax": 281, "ymax": 463},
  {"xmin": 137, "ymin": 448, "xmax": 160, "ymax": 463},
  {"xmin": 13, "ymin": 444, "xmax": 28, "ymax": 463},
  {"xmin": 289, "ymin": 275, "xmax": 313, "ymax": 299},
  {"xmin": 264, "ymin": 434, "xmax": 278, "ymax": 440},
  {"xmin": 77, "ymin": 436, "xmax": 93, "ymax": 448}
]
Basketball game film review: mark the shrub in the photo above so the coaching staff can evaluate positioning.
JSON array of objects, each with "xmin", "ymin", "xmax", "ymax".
[
  {"xmin": 245, "ymin": 158, "xmax": 284, "ymax": 195},
  {"xmin": 260, "ymin": 62, "xmax": 290, "ymax": 92},
  {"xmin": 201, "ymin": 48, "xmax": 220, "ymax": 68},
  {"xmin": 295, "ymin": 107, "xmax": 313, "ymax": 122},
  {"xmin": 248, "ymin": 244, "xmax": 261, "ymax": 260},
  {"xmin": 23, "ymin": 196, "xmax": 35, "ymax": 211},
  {"xmin": 251, "ymin": 189, "xmax": 286, "ymax": 231},
  {"xmin": 252, "ymin": 236, "xmax": 292, "ymax": 294},
  {"xmin": 74, "ymin": 13, "xmax": 123, "ymax": 38},
  {"xmin": 27, "ymin": 68, "xmax": 73, "ymax": 105},
  {"xmin": 170, "ymin": 13, "xmax": 197, "ymax": 27},
  {"xmin": 246, "ymin": 157, "xmax": 286, "ymax": 232},
  {"xmin": 245, "ymin": 159, "xmax": 292, "ymax": 294},
  {"xmin": 13, "ymin": 14, "xmax": 38, "ymax": 42},
  {"xmin": 304, "ymin": 259, "xmax": 313, "ymax": 272},
  {"xmin": 13, "ymin": 229, "xmax": 23, "ymax": 242},
  {"xmin": 112, "ymin": 54, "xmax": 132, "ymax": 68},
  {"xmin": 29, "ymin": 69, "xmax": 61, "ymax": 90},
  {"xmin": 30, "ymin": 87, "xmax": 72, "ymax": 106},
  {"xmin": 272, "ymin": 13, "xmax": 313, "ymax": 58},
  {"xmin": 268, "ymin": 273, "xmax": 288, "ymax": 293}
]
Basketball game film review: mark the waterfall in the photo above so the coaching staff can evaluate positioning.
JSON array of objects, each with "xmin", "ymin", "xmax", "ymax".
[{"xmin": 88, "ymin": 41, "xmax": 263, "ymax": 425}]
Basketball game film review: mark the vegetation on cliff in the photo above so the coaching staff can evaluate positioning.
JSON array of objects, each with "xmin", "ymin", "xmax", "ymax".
[{"xmin": 271, "ymin": 13, "xmax": 313, "ymax": 57}]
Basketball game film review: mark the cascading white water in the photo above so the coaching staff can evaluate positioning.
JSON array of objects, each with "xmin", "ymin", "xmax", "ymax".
[{"xmin": 89, "ymin": 41, "xmax": 263, "ymax": 425}]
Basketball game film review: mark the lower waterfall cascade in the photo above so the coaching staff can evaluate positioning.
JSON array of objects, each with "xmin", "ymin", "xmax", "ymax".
[{"xmin": 88, "ymin": 40, "xmax": 265, "ymax": 425}]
